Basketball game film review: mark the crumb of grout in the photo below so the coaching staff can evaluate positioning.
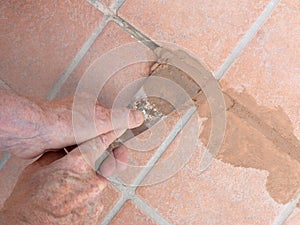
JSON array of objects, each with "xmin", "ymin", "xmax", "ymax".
[{"xmin": 129, "ymin": 97, "xmax": 164, "ymax": 123}]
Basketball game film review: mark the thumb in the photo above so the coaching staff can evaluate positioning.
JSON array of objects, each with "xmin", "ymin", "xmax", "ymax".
[{"xmin": 95, "ymin": 106, "xmax": 144, "ymax": 134}]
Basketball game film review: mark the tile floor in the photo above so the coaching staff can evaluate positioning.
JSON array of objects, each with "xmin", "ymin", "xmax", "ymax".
[{"xmin": 0, "ymin": 0, "xmax": 299, "ymax": 224}]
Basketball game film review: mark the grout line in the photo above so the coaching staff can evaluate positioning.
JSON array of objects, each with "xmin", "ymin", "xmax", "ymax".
[
  {"xmin": 132, "ymin": 106, "xmax": 197, "ymax": 188},
  {"xmin": 100, "ymin": 106, "xmax": 196, "ymax": 224},
  {"xmin": 99, "ymin": 196, "xmax": 127, "ymax": 225},
  {"xmin": 46, "ymin": 16, "xmax": 110, "ymax": 100},
  {"xmin": 108, "ymin": 176, "xmax": 129, "ymax": 193},
  {"xmin": 272, "ymin": 192, "xmax": 300, "ymax": 225},
  {"xmin": 214, "ymin": 0, "xmax": 280, "ymax": 80},
  {"xmin": 110, "ymin": 0, "xmax": 127, "ymax": 13},
  {"xmin": 0, "ymin": 153, "xmax": 11, "ymax": 170},
  {"xmin": 112, "ymin": 16, "xmax": 160, "ymax": 50},
  {"xmin": 0, "ymin": 79, "xmax": 13, "ymax": 91},
  {"xmin": 86, "ymin": 0, "xmax": 160, "ymax": 50},
  {"xmin": 132, "ymin": 196, "xmax": 171, "ymax": 225},
  {"xmin": 103, "ymin": 178, "xmax": 171, "ymax": 225},
  {"xmin": 81, "ymin": 1, "xmax": 285, "ymax": 224},
  {"xmin": 86, "ymin": 0, "xmax": 115, "ymax": 16}
]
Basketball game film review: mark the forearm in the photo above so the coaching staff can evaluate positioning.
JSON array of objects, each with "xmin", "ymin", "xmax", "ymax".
[{"xmin": 0, "ymin": 88, "xmax": 59, "ymax": 158}]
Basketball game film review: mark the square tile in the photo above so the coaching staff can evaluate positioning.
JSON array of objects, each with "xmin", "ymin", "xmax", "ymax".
[
  {"xmin": 0, "ymin": 0, "xmax": 103, "ymax": 99},
  {"xmin": 57, "ymin": 21, "xmax": 152, "ymax": 103},
  {"xmin": 220, "ymin": 0, "xmax": 300, "ymax": 139},
  {"xmin": 137, "ymin": 156, "xmax": 282, "ymax": 225},
  {"xmin": 119, "ymin": 0, "xmax": 269, "ymax": 71}
]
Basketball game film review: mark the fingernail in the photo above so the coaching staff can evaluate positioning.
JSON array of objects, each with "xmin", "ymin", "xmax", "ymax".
[{"xmin": 132, "ymin": 110, "xmax": 144, "ymax": 124}]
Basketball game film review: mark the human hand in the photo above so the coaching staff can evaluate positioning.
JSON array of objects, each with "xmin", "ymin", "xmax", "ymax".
[
  {"xmin": 9, "ymin": 94, "xmax": 144, "ymax": 159},
  {"xmin": 0, "ymin": 147, "xmax": 117, "ymax": 225}
]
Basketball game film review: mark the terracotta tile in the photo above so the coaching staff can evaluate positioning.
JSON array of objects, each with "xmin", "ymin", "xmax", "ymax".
[
  {"xmin": 110, "ymin": 200, "xmax": 157, "ymax": 225},
  {"xmin": 285, "ymin": 209, "xmax": 300, "ymax": 225},
  {"xmin": 58, "ymin": 21, "xmax": 152, "ymax": 102},
  {"xmin": 221, "ymin": 0, "xmax": 300, "ymax": 139},
  {"xmin": 119, "ymin": 0, "xmax": 269, "ymax": 71},
  {"xmin": 137, "ymin": 154, "xmax": 282, "ymax": 225},
  {"xmin": 135, "ymin": 91, "xmax": 293, "ymax": 224},
  {"xmin": 97, "ymin": 184, "xmax": 121, "ymax": 223},
  {"xmin": 0, "ymin": 0, "xmax": 103, "ymax": 99},
  {"xmin": 0, "ymin": 155, "xmax": 33, "ymax": 208}
]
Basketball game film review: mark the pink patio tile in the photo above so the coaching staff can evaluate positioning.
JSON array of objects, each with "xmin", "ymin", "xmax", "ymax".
[
  {"xmin": 119, "ymin": 0, "xmax": 269, "ymax": 71},
  {"xmin": 98, "ymin": 184, "xmax": 121, "ymax": 223},
  {"xmin": 57, "ymin": 21, "xmax": 152, "ymax": 105},
  {"xmin": 137, "ymin": 153, "xmax": 282, "ymax": 225},
  {"xmin": 220, "ymin": 0, "xmax": 300, "ymax": 139},
  {"xmin": 0, "ymin": 0, "xmax": 103, "ymax": 99}
]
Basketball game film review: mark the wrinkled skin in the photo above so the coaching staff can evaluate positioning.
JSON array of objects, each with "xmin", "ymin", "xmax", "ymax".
[
  {"xmin": 0, "ymin": 149, "xmax": 107, "ymax": 225},
  {"xmin": 0, "ymin": 89, "xmax": 144, "ymax": 159},
  {"xmin": 0, "ymin": 88, "xmax": 144, "ymax": 224}
]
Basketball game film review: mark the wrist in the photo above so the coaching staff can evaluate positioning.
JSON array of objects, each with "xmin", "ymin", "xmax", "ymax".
[
  {"xmin": 40, "ymin": 101, "xmax": 75, "ymax": 150},
  {"xmin": 0, "ymin": 94, "xmax": 53, "ymax": 158}
]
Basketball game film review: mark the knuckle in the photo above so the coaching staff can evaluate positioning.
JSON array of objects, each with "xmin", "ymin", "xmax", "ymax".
[
  {"xmin": 96, "ymin": 106, "xmax": 111, "ymax": 121},
  {"xmin": 99, "ymin": 135, "xmax": 109, "ymax": 148}
]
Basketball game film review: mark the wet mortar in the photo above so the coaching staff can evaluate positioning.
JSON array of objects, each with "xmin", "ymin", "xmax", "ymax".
[
  {"xmin": 195, "ymin": 88, "xmax": 300, "ymax": 206},
  {"xmin": 116, "ymin": 49, "xmax": 300, "ymax": 206},
  {"xmin": 147, "ymin": 53, "xmax": 300, "ymax": 206}
]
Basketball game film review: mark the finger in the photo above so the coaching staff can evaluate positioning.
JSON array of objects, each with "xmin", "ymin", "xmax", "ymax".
[
  {"xmin": 113, "ymin": 145, "xmax": 128, "ymax": 172},
  {"xmin": 95, "ymin": 106, "xmax": 144, "ymax": 134},
  {"xmin": 98, "ymin": 145, "xmax": 128, "ymax": 177},
  {"xmin": 99, "ymin": 129, "xmax": 126, "ymax": 148},
  {"xmin": 98, "ymin": 152, "xmax": 116, "ymax": 178}
]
